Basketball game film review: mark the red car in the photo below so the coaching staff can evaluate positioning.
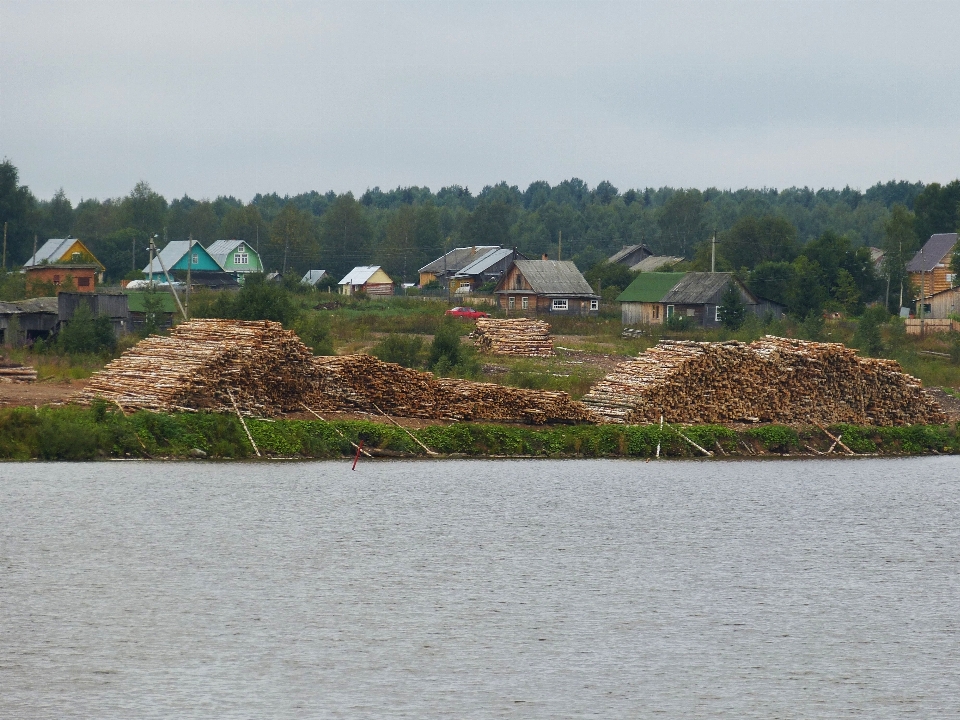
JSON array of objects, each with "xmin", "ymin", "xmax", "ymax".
[{"xmin": 445, "ymin": 306, "xmax": 490, "ymax": 319}]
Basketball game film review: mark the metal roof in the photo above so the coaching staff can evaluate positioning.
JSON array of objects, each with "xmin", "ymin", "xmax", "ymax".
[
  {"xmin": 508, "ymin": 260, "xmax": 597, "ymax": 297},
  {"xmin": 607, "ymin": 244, "xmax": 653, "ymax": 265},
  {"xmin": 455, "ymin": 248, "xmax": 513, "ymax": 276},
  {"xmin": 419, "ymin": 246, "xmax": 499, "ymax": 274},
  {"xmin": 24, "ymin": 238, "xmax": 74, "ymax": 267},
  {"xmin": 662, "ymin": 272, "xmax": 754, "ymax": 305},
  {"xmin": 906, "ymin": 233, "xmax": 958, "ymax": 272},
  {"xmin": 301, "ymin": 270, "xmax": 328, "ymax": 285},
  {"xmin": 142, "ymin": 240, "xmax": 203, "ymax": 274},
  {"xmin": 629, "ymin": 255, "xmax": 683, "ymax": 272},
  {"xmin": 206, "ymin": 239, "xmax": 258, "ymax": 266},
  {"xmin": 339, "ymin": 266, "xmax": 387, "ymax": 285},
  {"xmin": 616, "ymin": 272, "xmax": 688, "ymax": 302}
]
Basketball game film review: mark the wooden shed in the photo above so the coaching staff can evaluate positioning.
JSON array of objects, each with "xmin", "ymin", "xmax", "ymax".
[{"xmin": 339, "ymin": 266, "xmax": 394, "ymax": 296}]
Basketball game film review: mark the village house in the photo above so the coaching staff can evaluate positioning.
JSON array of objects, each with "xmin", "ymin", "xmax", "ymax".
[
  {"xmin": 907, "ymin": 233, "xmax": 957, "ymax": 301},
  {"xmin": 301, "ymin": 270, "xmax": 330, "ymax": 287},
  {"xmin": 629, "ymin": 255, "xmax": 684, "ymax": 272},
  {"xmin": 452, "ymin": 248, "xmax": 525, "ymax": 293},
  {"xmin": 607, "ymin": 243, "xmax": 654, "ymax": 268},
  {"xmin": 142, "ymin": 239, "xmax": 223, "ymax": 279},
  {"xmin": 22, "ymin": 237, "xmax": 106, "ymax": 294},
  {"xmin": 206, "ymin": 239, "xmax": 264, "ymax": 282},
  {"xmin": 418, "ymin": 246, "xmax": 499, "ymax": 289},
  {"xmin": 339, "ymin": 266, "xmax": 394, "ymax": 296},
  {"xmin": 494, "ymin": 259, "xmax": 599, "ymax": 315},
  {"xmin": 617, "ymin": 271, "xmax": 781, "ymax": 327}
]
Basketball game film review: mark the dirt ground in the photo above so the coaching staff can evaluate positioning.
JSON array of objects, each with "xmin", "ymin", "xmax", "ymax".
[{"xmin": 0, "ymin": 379, "xmax": 88, "ymax": 409}]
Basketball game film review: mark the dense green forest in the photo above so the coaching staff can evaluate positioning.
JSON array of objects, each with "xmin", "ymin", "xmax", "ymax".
[{"xmin": 2, "ymin": 159, "xmax": 959, "ymax": 317}]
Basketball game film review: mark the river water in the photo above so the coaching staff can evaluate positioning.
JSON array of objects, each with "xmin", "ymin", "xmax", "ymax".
[{"xmin": 1, "ymin": 458, "xmax": 959, "ymax": 718}]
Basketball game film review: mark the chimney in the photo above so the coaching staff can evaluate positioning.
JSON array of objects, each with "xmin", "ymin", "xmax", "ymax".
[{"xmin": 542, "ymin": 253, "xmax": 549, "ymax": 261}]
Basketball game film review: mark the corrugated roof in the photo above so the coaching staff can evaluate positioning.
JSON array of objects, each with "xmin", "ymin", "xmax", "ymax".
[
  {"xmin": 608, "ymin": 244, "xmax": 652, "ymax": 264},
  {"xmin": 339, "ymin": 266, "xmax": 386, "ymax": 285},
  {"xmin": 906, "ymin": 233, "xmax": 957, "ymax": 272},
  {"xmin": 616, "ymin": 272, "xmax": 687, "ymax": 303},
  {"xmin": 510, "ymin": 260, "xmax": 597, "ymax": 297},
  {"xmin": 419, "ymin": 246, "xmax": 499, "ymax": 274},
  {"xmin": 455, "ymin": 248, "xmax": 513, "ymax": 276},
  {"xmin": 24, "ymin": 238, "xmax": 74, "ymax": 267},
  {"xmin": 206, "ymin": 239, "xmax": 258, "ymax": 266},
  {"xmin": 302, "ymin": 270, "xmax": 328, "ymax": 285},
  {"xmin": 662, "ymin": 272, "xmax": 753, "ymax": 305},
  {"xmin": 630, "ymin": 255, "xmax": 683, "ymax": 272},
  {"xmin": 0, "ymin": 297, "xmax": 59, "ymax": 314},
  {"xmin": 142, "ymin": 241, "xmax": 195, "ymax": 274}
]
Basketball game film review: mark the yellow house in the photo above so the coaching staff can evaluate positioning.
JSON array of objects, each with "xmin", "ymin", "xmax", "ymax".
[
  {"xmin": 23, "ymin": 237, "xmax": 106, "ymax": 273},
  {"xmin": 338, "ymin": 265, "xmax": 394, "ymax": 296}
]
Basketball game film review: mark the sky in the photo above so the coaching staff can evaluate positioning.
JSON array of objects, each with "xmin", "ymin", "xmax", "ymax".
[{"xmin": 2, "ymin": 0, "xmax": 959, "ymax": 202}]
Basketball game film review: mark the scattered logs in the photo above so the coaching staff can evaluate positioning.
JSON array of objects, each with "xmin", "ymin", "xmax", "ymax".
[
  {"xmin": 581, "ymin": 336, "xmax": 946, "ymax": 427},
  {"xmin": 0, "ymin": 359, "xmax": 37, "ymax": 383},
  {"xmin": 471, "ymin": 318, "xmax": 554, "ymax": 357},
  {"xmin": 75, "ymin": 319, "xmax": 315, "ymax": 416}
]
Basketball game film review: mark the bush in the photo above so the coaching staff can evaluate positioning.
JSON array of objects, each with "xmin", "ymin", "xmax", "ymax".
[
  {"xmin": 852, "ymin": 305, "xmax": 888, "ymax": 357},
  {"xmin": 57, "ymin": 303, "xmax": 116, "ymax": 355},
  {"xmin": 206, "ymin": 273, "xmax": 299, "ymax": 325},
  {"xmin": 372, "ymin": 334, "xmax": 424, "ymax": 368},
  {"xmin": 292, "ymin": 312, "xmax": 334, "ymax": 355}
]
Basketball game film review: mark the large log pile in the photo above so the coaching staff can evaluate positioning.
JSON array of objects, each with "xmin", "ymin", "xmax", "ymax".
[
  {"xmin": 76, "ymin": 319, "xmax": 315, "ymax": 416},
  {"xmin": 582, "ymin": 336, "xmax": 946, "ymax": 426},
  {"xmin": 471, "ymin": 318, "xmax": 554, "ymax": 357},
  {"xmin": 309, "ymin": 354, "xmax": 592, "ymax": 424},
  {"xmin": 0, "ymin": 359, "xmax": 37, "ymax": 383}
]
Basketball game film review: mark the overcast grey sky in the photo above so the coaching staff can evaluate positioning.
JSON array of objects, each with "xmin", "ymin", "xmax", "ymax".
[{"xmin": 2, "ymin": 0, "xmax": 959, "ymax": 202}]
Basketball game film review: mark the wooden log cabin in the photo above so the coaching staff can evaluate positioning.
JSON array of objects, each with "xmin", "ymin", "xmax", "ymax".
[
  {"xmin": 907, "ymin": 233, "xmax": 957, "ymax": 301},
  {"xmin": 494, "ymin": 259, "xmax": 599, "ymax": 316}
]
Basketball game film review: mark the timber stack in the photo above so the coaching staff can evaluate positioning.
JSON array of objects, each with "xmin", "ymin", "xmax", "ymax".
[
  {"xmin": 309, "ymin": 354, "xmax": 593, "ymax": 424},
  {"xmin": 76, "ymin": 319, "xmax": 315, "ymax": 415},
  {"xmin": 471, "ymin": 318, "xmax": 554, "ymax": 357},
  {"xmin": 0, "ymin": 359, "xmax": 37, "ymax": 383},
  {"xmin": 582, "ymin": 336, "xmax": 946, "ymax": 426}
]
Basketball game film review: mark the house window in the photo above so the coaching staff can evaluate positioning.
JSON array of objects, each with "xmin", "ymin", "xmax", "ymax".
[
  {"xmin": 948, "ymin": 273, "xmax": 956, "ymax": 283},
  {"xmin": 508, "ymin": 296, "xmax": 515, "ymax": 309},
  {"xmin": 521, "ymin": 296, "xmax": 529, "ymax": 310},
  {"xmin": 552, "ymin": 298, "xmax": 568, "ymax": 311},
  {"xmin": 191, "ymin": 253, "xmax": 199, "ymax": 265},
  {"xmin": 686, "ymin": 308, "xmax": 695, "ymax": 317},
  {"xmin": 53, "ymin": 275, "xmax": 61, "ymax": 285},
  {"xmin": 666, "ymin": 305, "xmax": 674, "ymax": 318},
  {"xmin": 715, "ymin": 306, "xmax": 721, "ymax": 322},
  {"xmin": 77, "ymin": 276, "xmax": 90, "ymax": 287},
  {"xmin": 234, "ymin": 252, "xmax": 249, "ymax": 265},
  {"xmin": 654, "ymin": 305, "xmax": 660, "ymax": 320},
  {"xmin": 590, "ymin": 299, "xmax": 599, "ymax": 311}
]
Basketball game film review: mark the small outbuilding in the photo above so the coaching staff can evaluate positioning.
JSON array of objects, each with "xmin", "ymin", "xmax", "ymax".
[
  {"xmin": 0, "ymin": 297, "xmax": 58, "ymax": 346},
  {"xmin": 301, "ymin": 270, "xmax": 330, "ymax": 287},
  {"xmin": 494, "ymin": 259, "xmax": 599, "ymax": 315},
  {"xmin": 339, "ymin": 266, "xmax": 394, "ymax": 296}
]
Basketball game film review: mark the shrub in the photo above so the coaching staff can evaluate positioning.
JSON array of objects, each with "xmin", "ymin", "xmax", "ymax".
[
  {"xmin": 372, "ymin": 334, "xmax": 425, "ymax": 368},
  {"xmin": 57, "ymin": 303, "xmax": 116, "ymax": 355}
]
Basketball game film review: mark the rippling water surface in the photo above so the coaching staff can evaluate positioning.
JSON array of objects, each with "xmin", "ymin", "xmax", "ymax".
[{"xmin": 2, "ymin": 458, "xmax": 959, "ymax": 718}]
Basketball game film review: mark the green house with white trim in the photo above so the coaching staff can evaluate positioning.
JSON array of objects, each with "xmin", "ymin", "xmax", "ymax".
[{"xmin": 207, "ymin": 240, "xmax": 264, "ymax": 282}]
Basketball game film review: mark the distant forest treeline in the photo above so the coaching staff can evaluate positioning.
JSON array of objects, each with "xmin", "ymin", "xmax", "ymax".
[{"xmin": 2, "ymin": 160, "xmax": 958, "ymax": 308}]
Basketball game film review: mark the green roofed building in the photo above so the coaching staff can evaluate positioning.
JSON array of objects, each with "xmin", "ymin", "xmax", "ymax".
[{"xmin": 617, "ymin": 272, "xmax": 781, "ymax": 327}]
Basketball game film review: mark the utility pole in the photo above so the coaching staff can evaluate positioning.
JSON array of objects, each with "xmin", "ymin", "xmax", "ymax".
[
  {"xmin": 132, "ymin": 234, "xmax": 136, "ymax": 272},
  {"xmin": 33, "ymin": 235, "xmax": 38, "ymax": 266},
  {"xmin": 2, "ymin": 221, "xmax": 7, "ymax": 271},
  {"xmin": 558, "ymin": 230, "xmax": 562, "ymax": 261},
  {"xmin": 186, "ymin": 235, "xmax": 192, "ymax": 319},
  {"xmin": 920, "ymin": 267, "xmax": 926, "ymax": 338},
  {"xmin": 711, "ymin": 230, "xmax": 717, "ymax": 273},
  {"xmin": 148, "ymin": 236, "xmax": 154, "ymax": 287}
]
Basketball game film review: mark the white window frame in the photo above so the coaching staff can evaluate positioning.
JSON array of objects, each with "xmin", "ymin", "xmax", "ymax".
[
  {"xmin": 552, "ymin": 298, "xmax": 569, "ymax": 311},
  {"xmin": 521, "ymin": 296, "xmax": 529, "ymax": 310},
  {"xmin": 590, "ymin": 299, "xmax": 599, "ymax": 311},
  {"xmin": 234, "ymin": 252, "xmax": 249, "ymax": 266},
  {"xmin": 191, "ymin": 253, "xmax": 199, "ymax": 265},
  {"xmin": 715, "ymin": 306, "xmax": 721, "ymax": 322},
  {"xmin": 508, "ymin": 296, "xmax": 515, "ymax": 309},
  {"xmin": 666, "ymin": 305, "xmax": 674, "ymax": 318}
]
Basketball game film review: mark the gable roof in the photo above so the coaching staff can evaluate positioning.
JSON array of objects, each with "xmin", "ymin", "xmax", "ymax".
[
  {"xmin": 906, "ymin": 233, "xmax": 957, "ymax": 272},
  {"xmin": 302, "ymin": 270, "xmax": 328, "ymax": 285},
  {"xmin": 206, "ymin": 239, "xmax": 260, "ymax": 266},
  {"xmin": 142, "ymin": 240, "xmax": 221, "ymax": 274},
  {"xmin": 455, "ymin": 248, "xmax": 515, "ymax": 276},
  {"xmin": 608, "ymin": 244, "xmax": 653, "ymax": 264},
  {"xmin": 509, "ymin": 260, "xmax": 597, "ymax": 297},
  {"xmin": 616, "ymin": 272, "xmax": 688, "ymax": 302},
  {"xmin": 24, "ymin": 238, "xmax": 104, "ymax": 270},
  {"xmin": 630, "ymin": 255, "xmax": 683, "ymax": 272},
  {"xmin": 420, "ymin": 246, "xmax": 499, "ymax": 274},
  {"xmin": 339, "ymin": 265, "xmax": 390, "ymax": 285},
  {"xmin": 662, "ymin": 272, "xmax": 754, "ymax": 305}
]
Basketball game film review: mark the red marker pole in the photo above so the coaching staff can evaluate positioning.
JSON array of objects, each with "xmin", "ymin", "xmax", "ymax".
[{"xmin": 352, "ymin": 440, "xmax": 364, "ymax": 470}]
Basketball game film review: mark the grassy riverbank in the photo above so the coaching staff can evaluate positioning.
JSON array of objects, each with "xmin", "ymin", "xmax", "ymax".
[{"xmin": 1, "ymin": 403, "xmax": 958, "ymax": 461}]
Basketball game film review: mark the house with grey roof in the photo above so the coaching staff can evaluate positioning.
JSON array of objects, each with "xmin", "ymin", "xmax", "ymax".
[
  {"xmin": 419, "ymin": 246, "xmax": 499, "ymax": 289},
  {"xmin": 629, "ymin": 255, "xmax": 684, "ymax": 272},
  {"xmin": 907, "ymin": 233, "xmax": 957, "ymax": 301},
  {"xmin": 452, "ymin": 248, "xmax": 526, "ymax": 292},
  {"xmin": 608, "ymin": 243, "xmax": 654, "ymax": 268},
  {"xmin": 206, "ymin": 239, "xmax": 263, "ymax": 281},
  {"xmin": 301, "ymin": 270, "xmax": 330, "ymax": 287},
  {"xmin": 494, "ymin": 259, "xmax": 599, "ymax": 315},
  {"xmin": 617, "ymin": 271, "xmax": 782, "ymax": 326}
]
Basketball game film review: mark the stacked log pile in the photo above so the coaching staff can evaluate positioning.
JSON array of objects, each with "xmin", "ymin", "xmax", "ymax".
[
  {"xmin": 76, "ymin": 319, "xmax": 316, "ymax": 416},
  {"xmin": 308, "ymin": 354, "xmax": 593, "ymax": 424},
  {"xmin": 0, "ymin": 359, "xmax": 37, "ymax": 383},
  {"xmin": 582, "ymin": 336, "xmax": 945, "ymax": 426},
  {"xmin": 471, "ymin": 318, "xmax": 554, "ymax": 357}
]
